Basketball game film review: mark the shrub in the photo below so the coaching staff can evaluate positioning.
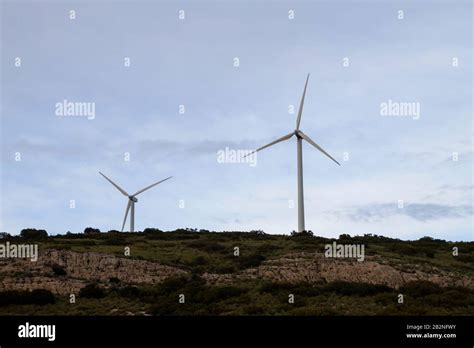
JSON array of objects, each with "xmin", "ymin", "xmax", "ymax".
[
  {"xmin": 424, "ymin": 291, "xmax": 471, "ymax": 307},
  {"xmin": 0, "ymin": 289, "xmax": 55, "ymax": 306},
  {"xmin": 425, "ymin": 251, "xmax": 435, "ymax": 258},
  {"xmin": 324, "ymin": 281, "xmax": 392, "ymax": 296},
  {"xmin": 374, "ymin": 292, "xmax": 397, "ymax": 305},
  {"xmin": 105, "ymin": 237, "xmax": 127, "ymax": 245},
  {"xmin": 456, "ymin": 254, "xmax": 474, "ymax": 263},
  {"xmin": 187, "ymin": 240, "xmax": 227, "ymax": 253},
  {"xmin": 386, "ymin": 243, "xmax": 418, "ymax": 256},
  {"xmin": 155, "ymin": 277, "xmax": 191, "ymax": 295},
  {"xmin": 236, "ymin": 254, "xmax": 265, "ymax": 269},
  {"xmin": 255, "ymin": 244, "xmax": 282, "ymax": 255},
  {"xmin": 76, "ymin": 240, "xmax": 97, "ymax": 246},
  {"xmin": 258, "ymin": 282, "xmax": 294, "ymax": 294},
  {"xmin": 20, "ymin": 228, "xmax": 48, "ymax": 240},
  {"xmin": 250, "ymin": 230, "xmax": 266, "ymax": 236},
  {"xmin": 242, "ymin": 304, "xmax": 266, "ymax": 315},
  {"xmin": 79, "ymin": 284, "xmax": 106, "ymax": 299},
  {"xmin": 399, "ymin": 281, "xmax": 442, "ymax": 298},
  {"xmin": 191, "ymin": 256, "xmax": 208, "ymax": 266},
  {"xmin": 149, "ymin": 297, "xmax": 182, "ymax": 315},
  {"xmin": 194, "ymin": 286, "xmax": 246, "ymax": 304},
  {"xmin": 0, "ymin": 232, "xmax": 11, "ymax": 239},
  {"xmin": 291, "ymin": 230, "xmax": 314, "ymax": 237},
  {"xmin": 143, "ymin": 228, "xmax": 163, "ymax": 234},
  {"xmin": 29, "ymin": 289, "xmax": 56, "ymax": 304},
  {"xmin": 117, "ymin": 286, "xmax": 141, "ymax": 298},
  {"xmin": 84, "ymin": 227, "xmax": 101, "ymax": 235},
  {"xmin": 51, "ymin": 265, "xmax": 67, "ymax": 276}
]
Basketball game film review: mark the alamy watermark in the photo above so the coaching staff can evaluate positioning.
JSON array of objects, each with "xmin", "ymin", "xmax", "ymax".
[
  {"xmin": 380, "ymin": 99, "xmax": 420, "ymax": 120},
  {"xmin": 55, "ymin": 99, "xmax": 96, "ymax": 120},
  {"xmin": 324, "ymin": 241, "xmax": 365, "ymax": 262},
  {"xmin": 217, "ymin": 147, "xmax": 257, "ymax": 167},
  {"xmin": 18, "ymin": 322, "xmax": 55, "ymax": 341},
  {"xmin": 0, "ymin": 241, "xmax": 38, "ymax": 262}
]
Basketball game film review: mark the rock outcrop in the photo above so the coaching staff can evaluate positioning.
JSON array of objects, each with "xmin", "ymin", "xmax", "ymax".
[
  {"xmin": 1, "ymin": 250, "xmax": 472, "ymax": 295},
  {"xmin": 0, "ymin": 249, "xmax": 188, "ymax": 295},
  {"xmin": 202, "ymin": 252, "xmax": 474, "ymax": 289}
]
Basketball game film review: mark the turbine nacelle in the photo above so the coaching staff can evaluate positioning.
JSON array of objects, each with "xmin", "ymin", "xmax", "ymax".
[{"xmin": 129, "ymin": 196, "xmax": 138, "ymax": 203}]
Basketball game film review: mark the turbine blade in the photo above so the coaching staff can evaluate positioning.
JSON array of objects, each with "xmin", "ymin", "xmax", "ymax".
[
  {"xmin": 121, "ymin": 200, "xmax": 132, "ymax": 232},
  {"xmin": 243, "ymin": 132, "xmax": 294, "ymax": 158},
  {"xmin": 133, "ymin": 176, "xmax": 173, "ymax": 196},
  {"xmin": 296, "ymin": 74, "xmax": 310, "ymax": 130},
  {"xmin": 298, "ymin": 131, "xmax": 340, "ymax": 166},
  {"xmin": 99, "ymin": 172, "xmax": 129, "ymax": 196}
]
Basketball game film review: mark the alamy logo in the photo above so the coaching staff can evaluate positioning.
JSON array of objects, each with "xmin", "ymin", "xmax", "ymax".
[
  {"xmin": 324, "ymin": 241, "xmax": 365, "ymax": 262},
  {"xmin": 18, "ymin": 322, "xmax": 55, "ymax": 341},
  {"xmin": 55, "ymin": 99, "xmax": 96, "ymax": 120},
  {"xmin": 217, "ymin": 147, "xmax": 257, "ymax": 167},
  {"xmin": 0, "ymin": 242, "xmax": 38, "ymax": 262},
  {"xmin": 380, "ymin": 99, "xmax": 420, "ymax": 120}
]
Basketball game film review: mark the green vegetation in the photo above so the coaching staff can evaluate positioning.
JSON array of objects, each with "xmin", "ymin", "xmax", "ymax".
[
  {"xmin": 5, "ymin": 229, "xmax": 468, "ymax": 276},
  {"xmin": 0, "ymin": 229, "xmax": 472, "ymax": 315},
  {"xmin": 0, "ymin": 279, "xmax": 472, "ymax": 315},
  {"xmin": 79, "ymin": 284, "xmax": 106, "ymax": 299},
  {"xmin": 0, "ymin": 289, "xmax": 56, "ymax": 306}
]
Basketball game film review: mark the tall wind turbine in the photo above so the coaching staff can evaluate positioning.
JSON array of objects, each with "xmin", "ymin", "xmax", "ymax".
[
  {"xmin": 99, "ymin": 172, "xmax": 172, "ymax": 232},
  {"xmin": 247, "ymin": 74, "xmax": 340, "ymax": 233}
]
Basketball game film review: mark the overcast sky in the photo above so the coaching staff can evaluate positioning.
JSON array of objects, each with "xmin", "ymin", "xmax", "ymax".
[{"xmin": 1, "ymin": 0, "xmax": 472, "ymax": 241}]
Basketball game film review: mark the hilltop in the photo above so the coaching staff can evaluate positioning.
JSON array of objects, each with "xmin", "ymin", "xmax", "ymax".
[{"xmin": 0, "ymin": 229, "xmax": 473, "ymax": 315}]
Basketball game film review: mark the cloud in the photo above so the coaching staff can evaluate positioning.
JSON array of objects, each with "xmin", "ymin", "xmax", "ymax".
[
  {"xmin": 332, "ymin": 202, "xmax": 473, "ymax": 223},
  {"xmin": 2, "ymin": 136, "xmax": 258, "ymax": 163}
]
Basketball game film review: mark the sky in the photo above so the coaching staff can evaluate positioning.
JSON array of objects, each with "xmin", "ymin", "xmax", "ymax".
[{"xmin": 0, "ymin": 0, "xmax": 472, "ymax": 241}]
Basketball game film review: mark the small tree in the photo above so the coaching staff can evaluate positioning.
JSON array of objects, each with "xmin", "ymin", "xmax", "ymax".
[
  {"xmin": 291, "ymin": 230, "xmax": 313, "ymax": 237},
  {"xmin": 143, "ymin": 228, "xmax": 162, "ymax": 234},
  {"xmin": 83, "ymin": 227, "xmax": 101, "ymax": 235},
  {"xmin": 339, "ymin": 234, "xmax": 352, "ymax": 241},
  {"xmin": 20, "ymin": 228, "xmax": 48, "ymax": 240},
  {"xmin": 79, "ymin": 284, "xmax": 106, "ymax": 298}
]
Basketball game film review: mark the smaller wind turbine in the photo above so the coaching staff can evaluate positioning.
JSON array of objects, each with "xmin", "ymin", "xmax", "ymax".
[{"xmin": 99, "ymin": 172, "xmax": 172, "ymax": 232}]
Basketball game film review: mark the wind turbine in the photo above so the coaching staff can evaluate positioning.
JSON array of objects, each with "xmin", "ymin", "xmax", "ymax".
[
  {"xmin": 99, "ymin": 172, "xmax": 172, "ymax": 232},
  {"xmin": 246, "ymin": 74, "xmax": 340, "ymax": 233}
]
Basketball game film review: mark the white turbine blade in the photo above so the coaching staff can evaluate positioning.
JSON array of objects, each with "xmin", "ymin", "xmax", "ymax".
[
  {"xmin": 243, "ymin": 132, "xmax": 294, "ymax": 158},
  {"xmin": 99, "ymin": 172, "xmax": 129, "ymax": 196},
  {"xmin": 298, "ymin": 131, "xmax": 341, "ymax": 166},
  {"xmin": 121, "ymin": 200, "xmax": 132, "ymax": 232},
  {"xmin": 133, "ymin": 176, "xmax": 173, "ymax": 196},
  {"xmin": 296, "ymin": 74, "xmax": 310, "ymax": 130}
]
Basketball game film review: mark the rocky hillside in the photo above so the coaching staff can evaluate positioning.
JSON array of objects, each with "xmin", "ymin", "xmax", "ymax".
[
  {"xmin": 0, "ymin": 250, "xmax": 187, "ymax": 295},
  {"xmin": 1, "ymin": 248, "xmax": 473, "ymax": 295},
  {"xmin": 1, "ymin": 230, "xmax": 473, "ymax": 315},
  {"xmin": 203, "ymin": 252, "xmax": 474, "ymax": 289}
]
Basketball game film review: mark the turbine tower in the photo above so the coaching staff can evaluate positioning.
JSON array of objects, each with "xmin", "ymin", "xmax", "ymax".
[
  {"xmin": 247, "ymin": 74, "xmax": 340, "ymax": 233},
  {"xmin": 99, "ymin": 172, "xmax": 172, "ymax": 232}
]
